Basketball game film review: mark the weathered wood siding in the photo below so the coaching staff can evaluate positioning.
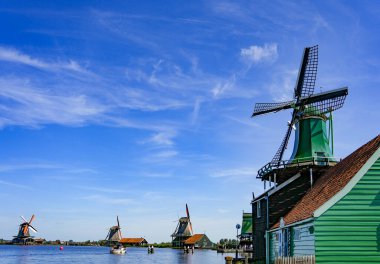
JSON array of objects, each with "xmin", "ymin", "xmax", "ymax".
[
  {"xmin": 315, "ymin": 157, "xmax": 380, "ymax": 263},
  {"xmin": 292, "ymin": 222, "xmax": 315, "ymax": 256},
  {"xmin": 252, "ymin": 198, "xmax": 268, "ymax": 261}
]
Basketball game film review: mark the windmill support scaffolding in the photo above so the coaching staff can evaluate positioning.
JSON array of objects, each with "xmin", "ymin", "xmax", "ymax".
[
  {"xmin": 310, "ymin": 168, "xmax": 313, "ymax": 187},
  {"xmin": 330, "ymin": 111, "xmax": 334, "ymax": 156},
  {"xmin": 274, "ymin": 173, "xmax": 277, "ymax": 188}
]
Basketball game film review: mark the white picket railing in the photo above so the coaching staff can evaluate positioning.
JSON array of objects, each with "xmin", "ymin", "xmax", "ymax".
[{"xmin": 274, "ymin": 255, "xmax": 315, "ymax": 264}]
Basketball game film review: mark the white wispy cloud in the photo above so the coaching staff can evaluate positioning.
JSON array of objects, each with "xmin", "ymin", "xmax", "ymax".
[
  {"xmin": 212, "ymin": 74, "xmax": 236, "ymax": 98},
  {"xmin": 0, "ymin": 179, "xmax": 31, "ymax": 190},
  {"xmin": 0, "ymin": 163, "xmax": 63, "ymax": 172},
  {"xmin": 268, "ymin": 69, "xmax": 298, "ymax": 102},
  {"xmin": 191, "ymin": 97, "xmax": 202, "ymax": 125},
  {"xmin": 143, "ymin": 191, "xmax": 172, "ymax": 201},
  {"xmin": 0, "ymin": 46, "xmax": 88, "ymax": 73},
  {"xmin": 142, "ymin": 129, "xmax": 178, "ymax": 146},
  {"xmin": 240, "ymin": 43, "xmax": 278, "ymax": 64},
  {"xmin": 224, "ymin": 115, "xmax": 265, "ymax": 129},
  {"xmin": 313, "ymin": 14, "xmax": 331, "ymax": 33},
  {"xmin": 64, "ymin": 168, "xmax": 99, "ymax": 174},
  {"xmin": 0, "ymin": 78, "xmax": 107, "ymax": 128},
  {"xmin": 142, "ymin": 149, "xmax": 180, "ymax": 164},
  {"xmin": 210, "ymin": 167, "xmax": 256, "ymax": 178},
  {"xmin": 141, "ymin": 172, "xmax": 173, "ymax": 178},
  {"xmin": 151, "ymin": 150, "xmax": 178, "ymax": 159},
  {"xmin": 75, "ymin": 186, "xmax": 123, "ymax": 193},
  {"xmin": 111, "ymin": 86, "xmax": 186, "ymax": 112},
  {"xmin": 80, "ymin": 194, "xmax": 134, "ymax": 205},
  {"xmin": 210, "ymin": 1, "xmax": 249, "ymax": 21},
  {"xmin": 217, "ymin": 209, "xmax": 229, "ymax": 214}
]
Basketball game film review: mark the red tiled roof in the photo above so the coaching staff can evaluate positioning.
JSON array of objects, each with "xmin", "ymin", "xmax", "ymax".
[
  {"xmin": 184, "ymin": 234, "xmax": 204, "ymax": 244},
  {"xmin": 119, "ymin": 238, "xmax": 147, "ymax": 243},
  {"xmin": 272, "ymin": 134, "xmax": 380, "ymax": 229}
]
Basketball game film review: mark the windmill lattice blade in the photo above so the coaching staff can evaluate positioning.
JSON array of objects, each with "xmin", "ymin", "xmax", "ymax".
[
  {"xmin": 294, "ymin": 45, "xmax": 318, "ymax": 99},
  {"xmin": 271, "ymin": 114, "xmax": 295, "ymax": 164},
  {"xmin": 29, "ymin": 225, "xmax": 38, "ymax": 233},
  {"xmin": 308, "ymin": 95, "xmax": 347, "ymax": 115},
  {"xmin": 20, "ymin": 216, "xmax": 28, "ymax": 223},
  {"xmin": 252, "ymin": 100, "xmax": 294, "ymax": 117},
  {"xmin": 117, "ymin": 216, "xmax": 120, "ymax": 227},
  {"xmin": 298, "ymin": 87, "xmax": 348, "ymax": 115}
]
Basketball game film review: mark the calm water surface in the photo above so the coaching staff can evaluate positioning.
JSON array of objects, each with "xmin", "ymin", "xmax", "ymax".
[{"xmin": 0, "ymin": 245, "xmax": 234, "ymax": 264}]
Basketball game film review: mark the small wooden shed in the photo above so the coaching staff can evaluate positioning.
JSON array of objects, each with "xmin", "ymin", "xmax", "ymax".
[{"xmin": 184, "ymin": 234, "xmax": 214, "ymax": 249}]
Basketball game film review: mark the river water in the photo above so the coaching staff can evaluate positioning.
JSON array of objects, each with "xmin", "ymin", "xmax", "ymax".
[{"xmin": 0, "ymin": 245, "xmax": 234, "ymax": 264}]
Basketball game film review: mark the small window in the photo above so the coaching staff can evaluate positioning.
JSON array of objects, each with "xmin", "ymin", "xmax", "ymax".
[
  {"xmin": 257, "ymin": 200, "xmax": 261, "ymax": 218},
  {"xmin": 293, "ymin": 228, "xmax": 301, "ymax": 241}
]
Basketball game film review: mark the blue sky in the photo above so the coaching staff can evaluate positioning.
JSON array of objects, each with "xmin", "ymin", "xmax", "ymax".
[{"xmin": 0, "ymin": 0, "xmax": 379, "ymax": 243}]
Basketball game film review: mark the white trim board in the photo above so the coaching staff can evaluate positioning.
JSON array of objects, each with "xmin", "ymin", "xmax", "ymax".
[
  {"xmin": 314, "ymin": 145, "xmax": 380, "ymax": 217},
  {"xmin": 268, "ymin": 172, "xmax": 301, "ymax": 196}
]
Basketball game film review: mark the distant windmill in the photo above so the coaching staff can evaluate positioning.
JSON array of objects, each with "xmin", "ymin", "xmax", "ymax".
[
  {"xmin": 13, "ymin": 214, "xmax": 38, "ymax": 244},
  {"xmin": 105, "ymin": 216, "xmax": 123, "ymax": 243},
  {"xmin": 253, "ymin": 45, "xmax": 348, "ymax": 182},
  {"xmin": 171, "ymin": 204, "xmax": 193, "ymax": 248}
]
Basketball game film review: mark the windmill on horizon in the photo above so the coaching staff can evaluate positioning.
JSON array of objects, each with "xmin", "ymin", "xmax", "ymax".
[
  {"xmin": 105, "ymin": 216, "xmax": 123, "ymax": 245},
  {"xmin": 13, "ymin": 214, "xmax": 38, "ymax": 244},
  {"xmin": 171, "ymin": 204, "xmax": 193, "ymax": 248}
]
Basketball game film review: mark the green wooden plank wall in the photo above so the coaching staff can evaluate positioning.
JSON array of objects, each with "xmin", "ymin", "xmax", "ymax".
[{"xmin": 315, "ymin": 158, "xmax": 380, "ymax": 263}]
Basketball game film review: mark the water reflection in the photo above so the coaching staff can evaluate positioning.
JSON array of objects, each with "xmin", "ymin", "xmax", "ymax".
[{"xmin": 0, "ymin": 245, "xmax": 235, "ymax": 264}]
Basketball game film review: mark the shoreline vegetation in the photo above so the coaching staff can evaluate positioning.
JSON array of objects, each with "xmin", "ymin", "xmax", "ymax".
[
  {"xmin": 0, "ymin": 238, "xmax": 238, "ymax": 250},
  {"xmin": 0, "ymin": 239, "xmax": 172, "ymax": 248}
]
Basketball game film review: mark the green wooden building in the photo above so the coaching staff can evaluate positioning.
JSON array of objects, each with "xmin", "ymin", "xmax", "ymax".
[
  {"xmin": 268, "ymin": 134, "xmax": 380, "ymax": 263},
  {"xmin": 239, "ymin": 212, "xmax": 253, "ymax": 248}
]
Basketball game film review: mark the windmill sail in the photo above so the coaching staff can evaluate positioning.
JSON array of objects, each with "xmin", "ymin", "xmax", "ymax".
[
  {"xmin": 294, "ymin": 45, "xmax": 318, "ymax": 98},
  {"xmin": 271, "ymin": 116, "xmax": 296, "ymax": 164},
  {"xmin": 252, "ymin": 45, "xmax": 348, "ymax": 181}
]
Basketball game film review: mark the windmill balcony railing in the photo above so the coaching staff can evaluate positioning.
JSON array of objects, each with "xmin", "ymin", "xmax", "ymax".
[{"xmin": 257, "ymin": 156, "xmax": 337, "ymax": 179}]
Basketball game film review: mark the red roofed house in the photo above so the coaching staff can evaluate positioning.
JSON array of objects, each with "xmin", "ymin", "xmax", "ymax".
[
  {"xmin": 184, "ymin": 234, "xmax": 214, "ymax": 249},
  {"xmin": 119, "ymin": 237, "xmax": 148, "ymax": 247},
  {"xmin": 267, "ymin": 134, "xmax": 380, "ymax": 263}
]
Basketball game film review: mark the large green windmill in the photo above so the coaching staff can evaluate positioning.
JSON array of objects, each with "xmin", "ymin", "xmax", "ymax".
[{"xmin": 253, "ymin": 46, "xmax": 348, "ymax": 182}]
